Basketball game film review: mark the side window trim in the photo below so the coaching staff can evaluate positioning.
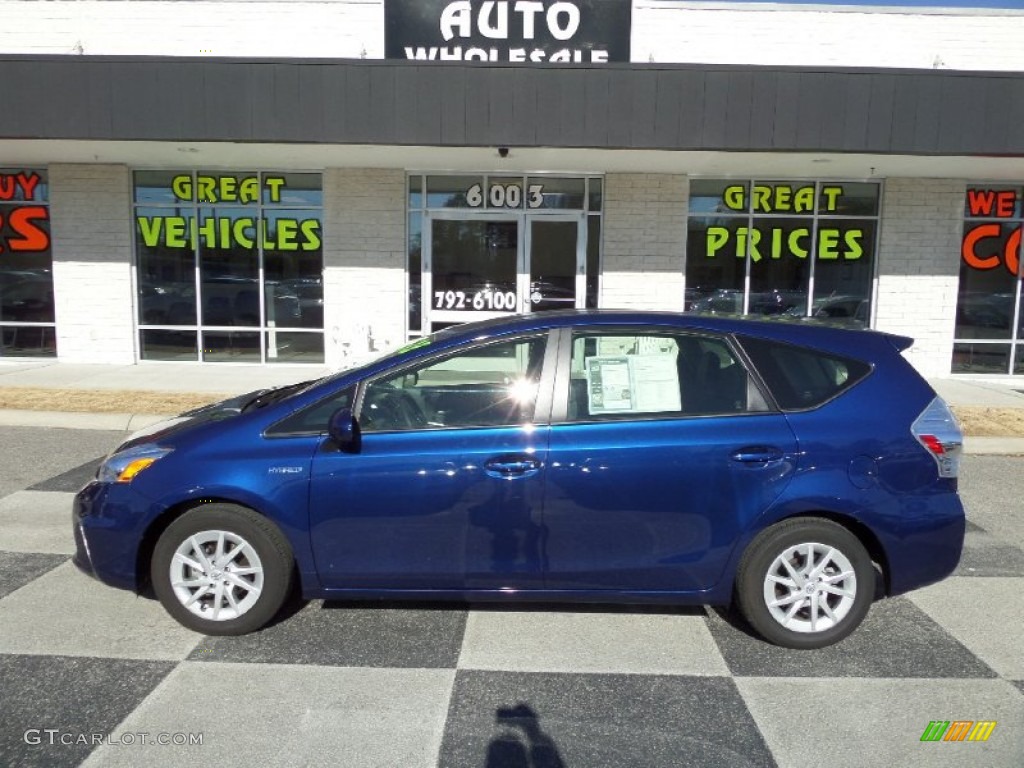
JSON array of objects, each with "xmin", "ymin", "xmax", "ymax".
[
  {"xmin": 354, "ymin": 329, "xmax": 558, "ymax": 434},
  {"xmin": 549, "ymin": 326, "xmax": 575, "ymax": 424},
  {"xmin": 726, "ymin": 332, "xmax": 779, "ymax": 413},
  {"xmin": 533, "ymin": 327, "xmax": 562, "ymax": 425}
]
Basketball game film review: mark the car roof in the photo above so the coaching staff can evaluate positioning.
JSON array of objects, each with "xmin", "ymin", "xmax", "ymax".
[{"xmin": 431, "ymin": 310, "xmax": 911, "ymax": 355}]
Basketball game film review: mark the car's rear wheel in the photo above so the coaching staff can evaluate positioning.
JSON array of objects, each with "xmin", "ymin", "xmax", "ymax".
[
  {"xmin": 151, "ymin": 504, "xmax": 293, "ymax": 635},
  {"xmin": 735, "ymin": 518, "xmax": 874, "ymax": 649}
]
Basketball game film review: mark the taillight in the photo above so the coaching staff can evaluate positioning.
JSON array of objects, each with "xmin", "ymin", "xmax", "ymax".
[{"xmin": 911, "ymin": 397, "xmax": 963, "ymax": 479}]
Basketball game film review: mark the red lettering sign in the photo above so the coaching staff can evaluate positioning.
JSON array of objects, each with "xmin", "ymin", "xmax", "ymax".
[
  {"xmin": 961, "ymin": 223, "xmax": 1020, "ymax": 275},
  {"xmin": 0, "ymin": 171, "xmax": 49, "ymax": 253},
  {"xmin": 0, "ymin": 171, "xmax": 42, "ymax": 202},
  {"xmin": 966, "ymin": 188, "xmax": 1018, "ymax": 218},
  {"xmin": 7, "ymin": 207, "xmax": 50, "ymax": 252}
]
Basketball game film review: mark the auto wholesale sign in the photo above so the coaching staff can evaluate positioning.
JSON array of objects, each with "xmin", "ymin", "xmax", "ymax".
[{"xmin": 385, "ymin": 0, "xmax": 631, "ymax": 64}]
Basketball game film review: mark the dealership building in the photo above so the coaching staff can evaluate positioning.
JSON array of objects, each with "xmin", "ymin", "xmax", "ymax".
[{"xmin": 2, "ymin": 0, "xmax": 1024, "ymax": 378}]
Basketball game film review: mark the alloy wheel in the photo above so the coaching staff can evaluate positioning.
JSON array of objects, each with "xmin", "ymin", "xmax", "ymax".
[
  {"xmin": 169, "ymin": 529, "xmax": 265, "ymax": 621},
  {"xmin": 761, "ymin": 542, "xmax": 857, "ymax": 634}
]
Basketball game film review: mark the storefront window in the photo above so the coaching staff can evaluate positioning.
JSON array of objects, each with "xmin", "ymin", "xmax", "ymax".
[
  {"xmin": 133, "ymin": 171, "xmax": 324, "ymax": 363},
  {"xmin": 953, "ymin": 186, "xmax": 1024, "ymax": 374},
  {"xmin": 0, "ymin": 169, "xmax": 55, "ymax": 357},
  {"xmin": 685, "ymin": 180, "xmax": 879, "ymax": 326}
]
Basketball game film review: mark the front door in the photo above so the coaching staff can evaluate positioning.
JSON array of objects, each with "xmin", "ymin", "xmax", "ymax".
[
  {"xmin": 308, "ymin": 333, "xmax": 554, "ymax": 591},
  {"xmin": 423, "ymin": 212, "xmax": 585, "ymax": 333}
]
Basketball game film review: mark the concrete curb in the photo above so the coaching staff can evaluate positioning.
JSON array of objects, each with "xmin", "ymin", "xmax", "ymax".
[
  {"xmin": 961, "ymin": 436, "xmax": 1024, "ymax": 456},
  {"xmin": 2, "ymin": 408, "xmax": 1024, "ymax": 455},
  {"xmin": 0, "ymin": 410, "xmax": 172, "ymax": 432}
]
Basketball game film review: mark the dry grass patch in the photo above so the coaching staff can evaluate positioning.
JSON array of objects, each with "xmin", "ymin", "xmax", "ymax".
[
  {"xmin": 1, "ymin": 387, "xmax": 1024, "ymax": 437},
  {"xmin": 0, "ymin": 387, "xmax": 229, "ymax": 415},
  {"xmin": 951, "ymin": 406, "xmax": 1024, "ymax": 438}
]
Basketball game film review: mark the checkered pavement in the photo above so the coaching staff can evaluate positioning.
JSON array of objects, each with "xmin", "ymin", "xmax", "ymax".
[{"xmin": 1, "ymin": 448, "xmax": 1022, "ymax": 767}]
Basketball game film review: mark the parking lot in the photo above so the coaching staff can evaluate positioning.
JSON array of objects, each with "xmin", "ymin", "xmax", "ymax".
[{"xmin": 0, "ymin": 424, "xmax": 1022, "ymax": 767}]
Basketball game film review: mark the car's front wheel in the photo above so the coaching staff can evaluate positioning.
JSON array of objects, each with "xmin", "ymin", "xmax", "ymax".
[
  {"xmin": 735, "ymin": 518, "xmax": 874, "ymax": 649},
  {"xmin": 151, "ymin": 504, "xmax": 293, "ymax": 635}
]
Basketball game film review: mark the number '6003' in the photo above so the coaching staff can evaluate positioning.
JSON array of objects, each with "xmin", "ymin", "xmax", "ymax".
[{"xmin": 466, "ymin": 184, "xmax": 543, "ymax": 209}]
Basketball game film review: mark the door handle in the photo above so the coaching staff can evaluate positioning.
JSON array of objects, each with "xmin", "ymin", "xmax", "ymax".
[
  {"xmin": 730, "ymin": 446, "xmax": 785, "ymax": 464},
  {"xmin": 485, "ymin": 455, "xmax": 541, "ymax": 478}
]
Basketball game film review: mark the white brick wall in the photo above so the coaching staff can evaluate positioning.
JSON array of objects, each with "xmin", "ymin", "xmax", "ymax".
[
  {"xmin": 635, "ymin": 2, "xmax": 1024, "ymax": 71},
  {"xmin": 49, "ymin": 164, "xmax": 136, "ymax": 364},
  {"xmin": 875, "ymin": 179, "xmax": 964, "ymax": 378},
  {"xmin": 0, "ymin": 1, "xmax": 382, "ymax": 58},
  {"xmin": 602, "ymin": 173, "xmax": 687, "ymax": 311},
  {"xmin": 322, "ymin": 168, "xmax": 406, "ymax": 369},
  {"xmin": 3, "ymin": 1, "xmax": 1022, "ymax": 71}
]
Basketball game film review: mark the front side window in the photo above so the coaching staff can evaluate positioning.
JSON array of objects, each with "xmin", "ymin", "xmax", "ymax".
[
  {"xmin": 0, "ymin": 168, "xmax": 54, "ymax": 357},
  {"xmin": 360, "ymin": 336, "xmax": 546, "ymax": 431},
  {"xmin": 133, "ymin": 171, "xmax": 324, "ymax": 363},
  {"xmin": 686, "ymin": 180, "xmax": 879, "ymax": 325},
  {"xmin": 565, "ymin": 331, "xmax": 757, "ymax": 421}
]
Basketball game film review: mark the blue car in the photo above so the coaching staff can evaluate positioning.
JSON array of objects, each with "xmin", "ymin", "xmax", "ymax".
[{"xmin": 73, "ymin": 311, "xmax": 965, "ymax": 649}]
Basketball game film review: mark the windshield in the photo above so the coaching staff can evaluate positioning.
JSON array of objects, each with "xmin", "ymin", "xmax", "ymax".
[
  {"xmin": 271, "ymin": 321, "xmax": 499, "ymax": 403},
  {"xmin": 309, "ymin": 334, "xmax": 446, "ymax": 390}
]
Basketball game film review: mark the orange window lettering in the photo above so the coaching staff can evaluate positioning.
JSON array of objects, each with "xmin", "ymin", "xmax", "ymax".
[{"xmin": 961, "ymin": 223, "xmax": 1020, "ymax": 275}]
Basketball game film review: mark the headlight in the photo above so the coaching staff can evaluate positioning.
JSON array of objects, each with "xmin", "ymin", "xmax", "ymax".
[{"xmin": 97, "ymin": 444, "xmax": 173, "ymax": 484}]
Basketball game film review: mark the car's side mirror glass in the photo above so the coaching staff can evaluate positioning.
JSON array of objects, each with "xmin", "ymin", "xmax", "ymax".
[{"xmin": 327, "ymin": 407, "xmax": 360, "ymax": 452}]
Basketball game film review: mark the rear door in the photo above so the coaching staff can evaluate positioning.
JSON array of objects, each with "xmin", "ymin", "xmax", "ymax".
[{"xmin": 541, "ymin": 326, "xmax": 800, "ymax": 592}]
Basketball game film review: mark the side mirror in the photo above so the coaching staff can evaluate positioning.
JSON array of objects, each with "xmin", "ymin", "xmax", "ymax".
[{"xmin": 327, "ymin": 407, "xmax": 360, "ymax": 452}]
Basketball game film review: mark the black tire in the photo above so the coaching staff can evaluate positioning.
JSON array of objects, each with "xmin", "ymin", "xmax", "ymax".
[
  {"xmin": 151, "ymin": 503, "xmax": 293, "ymax": 636},
  {"xmin": 735, "ymin": 518, "xmax": 874, "ymax": 649}
]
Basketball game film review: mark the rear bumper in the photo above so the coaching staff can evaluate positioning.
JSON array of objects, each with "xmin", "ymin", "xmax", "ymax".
[{"xmin": 883, "ymin": 492, "xmax": 966, "ymax": 596}]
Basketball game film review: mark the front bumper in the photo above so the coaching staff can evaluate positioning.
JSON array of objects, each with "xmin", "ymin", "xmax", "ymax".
[{"xmin": 73, "ymin": 480, "xmax": 153, "ymax": 592}]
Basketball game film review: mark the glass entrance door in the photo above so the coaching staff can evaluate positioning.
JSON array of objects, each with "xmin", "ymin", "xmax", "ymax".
[
  {"xmin": 424, "ymin": 212, "xmax": 585, "ymax": 333},
  {"xmin": 527, "ymin": 216, "xmax": 584, "ymax": 312},
  {"xmin": 425, "ymin": 215, "xmax": 521, "ymax": 330}
]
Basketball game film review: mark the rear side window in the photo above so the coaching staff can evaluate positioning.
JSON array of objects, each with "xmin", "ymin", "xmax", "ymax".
[
  {"xmin": 565, "ymin": 330, "xmax": 765, "ymax": 421},
  {"xmin": 739, "ymin": 336, "xmax": 871, "ymax": 410}
]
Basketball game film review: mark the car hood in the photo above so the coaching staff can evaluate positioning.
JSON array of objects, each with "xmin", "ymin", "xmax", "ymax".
[{"xmin": 114, "ymin": 388, "xmax": 268, "ymax": 453}]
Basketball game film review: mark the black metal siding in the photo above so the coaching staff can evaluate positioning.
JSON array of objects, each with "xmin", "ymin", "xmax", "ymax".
[{"xmin": 2, "ymin": 55, "xmax": 1023, "ymax": 155}]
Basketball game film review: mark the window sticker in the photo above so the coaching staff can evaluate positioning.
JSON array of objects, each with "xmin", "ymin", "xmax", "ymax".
[
  {"xmin": 586, "ymin": 356, "xmax": 632, "ymax": 413},
  {"xmin": 585, "ymin": 354, "xmax": 681, "ymax": 415},
  {"xmin": 631, "ymin": 355, "xmax": 683, "ymax": 413}
]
